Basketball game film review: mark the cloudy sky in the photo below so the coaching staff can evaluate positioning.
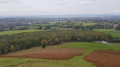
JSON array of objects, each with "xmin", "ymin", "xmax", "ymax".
[{"xmin": 0, "ymin": 0, "xmax": 120, "ymax": 15}]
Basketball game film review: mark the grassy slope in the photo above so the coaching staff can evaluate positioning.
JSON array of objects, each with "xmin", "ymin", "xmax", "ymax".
[
  {"xmin": 94, "ymin": 29, "xmax": 120, "ymax": 37},
  {"xmin": 0, "ymin": 29, "xmax": 42, "ymax": 36},
  {"xmin": 0, "ymin": 42, "xmax": 120, "ymax": 67}
]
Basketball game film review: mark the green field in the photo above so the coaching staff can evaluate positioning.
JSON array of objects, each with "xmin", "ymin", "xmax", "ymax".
[
  {"xmin": 71, "ymin": 21, "xmax": 96, "ymax": 26},
  {"xmin": 49, "ymin": 21, "xmax": 96, "ymax": 26},
  {"xmin": 94, "ymin": 29, "xmax": 120, "ymax": 37},
  {"xmin": 83, "ymin": 23, "xmax": 96, "ymax": 26},
  {"xmin": 0, "ymin": 42, "xmax": 120, "ymax": 67},
  {"xmin": 0, "ymin": 29, "xmax": 42, "ymax": 36}
]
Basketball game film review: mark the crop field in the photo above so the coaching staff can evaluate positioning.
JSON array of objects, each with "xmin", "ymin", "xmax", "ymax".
[
  {"xmin": 1, "ymin": 47, "xmax": 84, "ymax": 60},
  {"xmin": 0, "ymin": 29, "xmax": 42, "ymax": 36},
  {"xmin": 94, "ymin": 29, "xmax": 120, "ymax": 37},
  {"xmin": 0, "ymin": 42, "xmax": 120, "ymax": 67},
  {"xmin": 84, "ymin": 50, "xmax": 120, "ymax": 67}
]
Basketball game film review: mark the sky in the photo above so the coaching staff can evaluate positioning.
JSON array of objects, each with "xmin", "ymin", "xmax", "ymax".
[{"xmin": 0, "ymin": 0, "xmax": 120, "ymax": 16}]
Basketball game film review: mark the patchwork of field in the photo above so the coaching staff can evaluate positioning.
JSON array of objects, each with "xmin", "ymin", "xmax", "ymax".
[
  {"xmin": 0, "ymin": 42, "xmax": 120, "ymax": 67},
  {"xmin": 94, "ymin": 29, "xmax": 120, "ymax": 37}
]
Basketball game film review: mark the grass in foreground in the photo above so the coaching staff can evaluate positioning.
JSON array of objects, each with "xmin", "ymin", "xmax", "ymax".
[{"xmin": 0, "ymin": 42, "xmax": 120, "ymax": 67}]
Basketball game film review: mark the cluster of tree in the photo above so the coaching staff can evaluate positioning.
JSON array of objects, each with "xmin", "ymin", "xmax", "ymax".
[
  {"xmin": 0, "ymin": 29, "xmax": 116, "ymax": 54},
  {"xmin": 39, "ymin": 25, "xmax": 51, "ymax": 30},
  {"xmin": 115, "ymin": 24, "xmax": 120, "ymax": 30}
]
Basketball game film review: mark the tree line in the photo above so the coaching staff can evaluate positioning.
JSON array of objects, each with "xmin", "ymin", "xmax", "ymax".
[{"xmin": 0, "ymin": 29, "xmax": 119, "ymax": 54}]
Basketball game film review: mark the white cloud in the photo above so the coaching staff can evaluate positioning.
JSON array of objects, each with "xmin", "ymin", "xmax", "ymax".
[
  {"xmin": 0, "ymin": 0, "xmax": 21, "ymax": 4},
  {"xmin": 0, "ymin": 0, "xmax": 120, "ymax": 15},
  {"xmin": 113, "ymin": 10, "xmax": 120, "ymax": 13},
  {"xmin": 79, "ymin": 1, "xmax": 92, "ymax": 5}
]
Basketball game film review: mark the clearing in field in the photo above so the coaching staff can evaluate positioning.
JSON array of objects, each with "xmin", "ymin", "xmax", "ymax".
[
  {"xmin": 0, "ymin": 47, "xmax": 84, "ymax": 60},
  {"xmin": 84, "ymin": 50, "xmax": 120, "ymax": 67}
]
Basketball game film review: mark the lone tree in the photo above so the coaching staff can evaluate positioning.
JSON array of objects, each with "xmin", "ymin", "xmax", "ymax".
[
  {"xmin": 9, "ymin": 45, "xmax": 15, "ymax": 52},
  {"xmin": 41, "ymin": 40, "xmax": 48, "ymax": 48},
  {"xmin": 0, "ymin": 43, "xmax": 3, "ymax": 54}
]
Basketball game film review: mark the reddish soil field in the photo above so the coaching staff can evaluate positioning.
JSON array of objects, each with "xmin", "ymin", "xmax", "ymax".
[
  {"xmin": 0, "ymin": 47, "xmax": 84, "ymax": 60},
  {"xmin": 84, "ymin": 50, "xmax": 120, "ymax": 67}
]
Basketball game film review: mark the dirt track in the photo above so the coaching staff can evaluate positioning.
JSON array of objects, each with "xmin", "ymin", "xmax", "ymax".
[
  {"xmin": 0, "ymin": 47, "xmax": 84, "ymax": 60},
  {"xmin": 84, "ymin": 50, "xmax": 120, "ymax": 67}
]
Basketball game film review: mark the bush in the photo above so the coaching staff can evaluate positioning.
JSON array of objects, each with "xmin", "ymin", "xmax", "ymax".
[
  {"xmin": 25, "ymin": 42, "xmax": 32, "ymax": 49},
  {"xmin": 9, "ymin": 45, "xmax": 15, "ymax": 52},
  {"xmin": 41, "ymin": 40, "xmax": 48, "ymax": 48}
]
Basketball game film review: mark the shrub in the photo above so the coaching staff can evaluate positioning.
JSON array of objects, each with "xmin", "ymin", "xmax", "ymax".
[
  {"xmin": 41, "ymin": 40, "xmax": 48, "ymax": 48},
  {"xmin": 9, "ymin": 45, "xmax": 15, "ymax": 52}
]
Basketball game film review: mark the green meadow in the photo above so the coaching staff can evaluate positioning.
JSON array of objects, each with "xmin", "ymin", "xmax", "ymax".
[{"xmin": 0, "ymin": 29, "xmax": 42, "ymax": 36}]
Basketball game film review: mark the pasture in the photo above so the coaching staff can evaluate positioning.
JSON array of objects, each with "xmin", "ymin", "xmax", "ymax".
[
  {"xmin": 0, "ymin": 29, "xmax": 42, "ymax": 36},
  {"xmin": 0, "ymin": 42, "xmax": 120, "ymax": 67}
]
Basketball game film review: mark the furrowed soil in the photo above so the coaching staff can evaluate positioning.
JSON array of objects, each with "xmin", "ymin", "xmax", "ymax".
[
  {"xmin": 0, "ymin": 47, "xmax": 84, "ymax": 60},
  {"xmin": 84, "ymin": 50, "xmax": 120, "ymax": 67}
]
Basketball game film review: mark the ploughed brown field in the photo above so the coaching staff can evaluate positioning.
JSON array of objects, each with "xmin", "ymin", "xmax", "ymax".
[
  {"xmin": 84, "ymin": 50, "xmax": 120, "ymax": 67},
  {"xmin": 0, "ymin": 47, "xmax": 84, "ymax": 60}
]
